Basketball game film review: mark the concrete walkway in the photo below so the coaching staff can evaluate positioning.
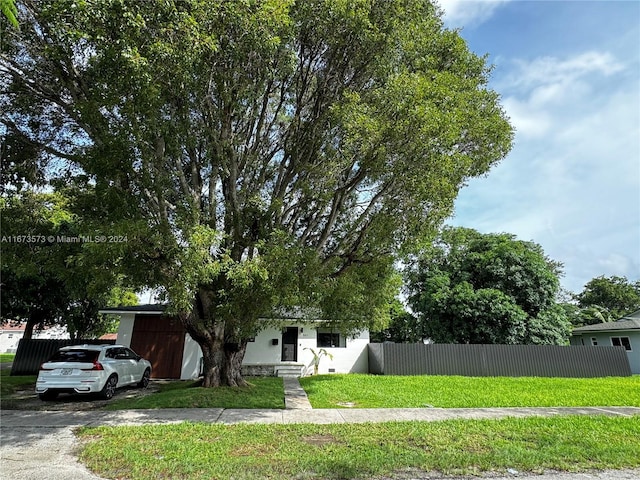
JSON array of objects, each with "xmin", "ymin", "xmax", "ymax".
[
  {"xmin": 2, "ymin": 405, "xmax": 639, "ymax": 427},
  {"xmin": 283, "ymin": 376, "xmax": 313, "ymax": 409}
]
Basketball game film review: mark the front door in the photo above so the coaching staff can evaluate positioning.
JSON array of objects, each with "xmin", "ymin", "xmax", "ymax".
[{"xmin": 281, "ymin": 327, "xmax": 298, "ymax": 362}]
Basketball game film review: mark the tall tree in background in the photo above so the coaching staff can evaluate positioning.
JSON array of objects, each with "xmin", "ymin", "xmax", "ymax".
[
  {"xmin": 574, "ymin": 276, "xmax": 640, "ymax": 325},
  {"xmin": 1, "ymin": 192, "xmax": 138, "ymax": 339},
  {"xmin": 370, "ymin": 299, "xmax": 423, "ymax": 343},
  {"xmin": 1, "ymin": 1, "xmax": 513, "ymax": 386},
  {"xmin": 406, "ymin": 227, "xmax": 571, "ymax": 345}
]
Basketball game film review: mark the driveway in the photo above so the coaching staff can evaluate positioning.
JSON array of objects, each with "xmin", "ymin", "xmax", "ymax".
[{"xmin": 0, "ymin": 426, "xmax": 105, "ymax": 480}]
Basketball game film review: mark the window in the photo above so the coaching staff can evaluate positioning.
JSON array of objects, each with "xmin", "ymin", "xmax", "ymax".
[
  {"xmin": 611, "ymin": 337, "xmax": 632, "ymax": 351},
  {"xmin": 591, "ymin": 337, "xmax": 598, "ymax": 346},
  {"xmin": 123, "ymin": 347, "xmax": 140, "ymax": 359},
  {"xmin": 316, "ymin": 328, "xmax": 346, "ymax": 348},
  {"xmin": 48, "ymin": 349, "xmax": 100, "ymax": 363}
]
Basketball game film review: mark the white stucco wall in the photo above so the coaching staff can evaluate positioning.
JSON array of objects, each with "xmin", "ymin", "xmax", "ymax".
[
  {"xmin": 179, "ymin": 323, "xmax": 370, "ymax": 379},
  {"xmin": 0, "ymin": 332, "xmax": 21, "ymax": 353},
  {"xmin": 115, "ymin": 313, "xmax": 370, "ymax": 379},
  {"xmin": 181, "ymin": 333, "xmax": 203, "ymax": 379},
  {"xmin": 1, "ymin": 325, "xmax": 69, "ymax": 353},
  {"xmin": 299, "ymin": 327, "xmax": 370, "ymax": 375},
  {"xmin": 115, "ymin": 313, "xmax": 136, "ymax": 348},
  {"xmin": 241, "ymin": 323, "xmax": 369, "ymax": 375}
]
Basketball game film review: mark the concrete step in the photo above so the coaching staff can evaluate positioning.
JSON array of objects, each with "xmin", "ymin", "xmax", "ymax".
[{"xmin": 275, "ymin": 364, "xmax": 304, "ymax": 377}]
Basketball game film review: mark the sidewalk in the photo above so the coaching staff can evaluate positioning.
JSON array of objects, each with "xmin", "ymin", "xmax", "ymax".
[
  {"xmin": 2, "ymin": 405, "xmax": 639, "ymax": 428},
  {"xmin": 2, "ymin": 377, "xmax": 639, "ymax": 427}
]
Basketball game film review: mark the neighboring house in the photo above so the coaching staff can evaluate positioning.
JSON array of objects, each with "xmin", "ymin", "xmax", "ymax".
[
  {"xmin": 98, "ymin": 333, "xmax": 118, "ymax": 341},
  {"xmin": 100, "ymin": 305, "xmax": 370, "ymax": 379},
  {"xmin": 570, "ymin": 309, "xmax": 640, "ymax": 374},
  {"xmin": 0, "ymin": 322, "xmax": 69, "ymax": 353}
]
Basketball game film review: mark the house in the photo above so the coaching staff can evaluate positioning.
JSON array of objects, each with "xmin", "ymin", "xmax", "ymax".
[
  {"xmin": 0, "ymin": 322, "xmax": 69, "ymax": 353},
  {"xmin": 99, "ymin": 305, "xmax": 370, "ymax": 379},
  {"xmin": 570, "ymin": 309, "xmax": 640, "ymax": 374}
]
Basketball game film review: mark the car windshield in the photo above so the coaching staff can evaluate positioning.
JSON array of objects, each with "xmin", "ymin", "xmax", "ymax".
[{"xmin": 47, "ymin": 349, "xmax": 100, "ymax": 363}]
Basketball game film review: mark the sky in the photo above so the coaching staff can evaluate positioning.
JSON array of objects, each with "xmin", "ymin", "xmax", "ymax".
[{"xmin": 438, "ymin": 0, "xmax": 640, "ymax": 294}]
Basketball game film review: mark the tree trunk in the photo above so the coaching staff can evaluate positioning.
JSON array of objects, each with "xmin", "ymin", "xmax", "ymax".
[
  {"xmin": 180, "ymin": 289, "xmax": 250, "ymax": 388},
  {"xmin": 23, "ymin": 310, "xmax": 44, "ymax": 340},
  {"xmin": 199, "ymin": 338, "xmax": 249, "ymax": 387}
]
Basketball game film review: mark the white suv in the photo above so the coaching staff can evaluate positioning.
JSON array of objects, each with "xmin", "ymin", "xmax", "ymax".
[{"xmin": 36, "ymin": 344, "xmax": 152, "ymax": 400}]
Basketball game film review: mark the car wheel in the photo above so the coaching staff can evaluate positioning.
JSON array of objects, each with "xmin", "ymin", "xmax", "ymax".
[
  {"xmin": 38, "ymin": 391, "xmax": 58, "ymax": 401},
  {"xmin": 137, "ymin": 368, "xmax": 151, "ymax": 388},
  {"xmin": 100, "ymin": 374, "xmax": 118, "ymax": 400}
]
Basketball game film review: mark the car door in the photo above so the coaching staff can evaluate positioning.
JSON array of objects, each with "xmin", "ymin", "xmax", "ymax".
[
  {"xmin": 122, "ymin": 347, "xmax": 142, "ymax": 384},
  {"xmin": 103, "ymin": 347, "xmax": 124, "ymax": 384}
]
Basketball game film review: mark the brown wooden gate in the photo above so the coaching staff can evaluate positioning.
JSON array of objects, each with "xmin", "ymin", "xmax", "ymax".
[{"xmin": 130, "ymin": 315, "xmax": 185, "ymax": 379}]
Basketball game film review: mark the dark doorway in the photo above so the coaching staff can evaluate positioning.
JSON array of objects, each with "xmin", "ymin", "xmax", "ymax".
[{"xmin": 281, "ymin": 327, "xmax": 298, "ymax": 362}]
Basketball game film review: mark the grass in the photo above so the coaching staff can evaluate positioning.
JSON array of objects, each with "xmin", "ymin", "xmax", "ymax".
[
  {"xmin": 0, "ymin": 369, "xmax": 35, "ymax": 398},
  {"xmin": 0, "ymin": 353, "xmax": 15, "ymax": 363},
  {"xmin": 105, "ymin": 377, "xmax": 285, "ymax": 410},
  {"xmin": 300, "ymin": 374, "xmax": 640, "ymax": 408},
  {"xmin": 77, "ymin": 415, "xmax": 640, "ymax": 479},
  {"xmin": 0, "ymin": 370, "xmax": 285, "ymax": 410}
]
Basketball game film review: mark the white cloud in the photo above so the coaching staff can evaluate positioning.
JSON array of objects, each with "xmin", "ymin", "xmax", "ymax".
[
  {"xmin": 501, "ymin": 97, "xmax": 552, "ymax": 138},
  {"xmin": 437, "ymin": 0, "xmax": 510, "ymax": 28},
  {"xmin": 498, "ymin": 52, "xmax": 626, "ymax": 139},
  {"xmin": 452, "ymin": 49, "xmax": 638, "ymax": 292},
  {"xmin": 504, "ymin": 52, "xmax": 625, "ymax": 91},
  {"xmin": 597, "ymin": 253, "xmax": 639, "ymax": 278}
]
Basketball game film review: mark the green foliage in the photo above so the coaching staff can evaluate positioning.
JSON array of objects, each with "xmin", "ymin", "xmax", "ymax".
[
  {"xmin": 1, "ymin": 0, "xmax": 513, "ymax": 383},
  {"xmin": 406, "ymin": 227, "xmax": 571, "ymax": 345},
  {"xmin": 0, "ymin": 192, "xmax": 138, "ymax": 338},
  {"xmin": 575, "ymin": 275, "xmax": 640, "ymax": 324},
  {"xmin": 370, "ymin": 299, "xmax": 424, "ymax": 343},
  {"xmin": 0, "ymin": 0, "xmax": 17, "ymax": 27}
]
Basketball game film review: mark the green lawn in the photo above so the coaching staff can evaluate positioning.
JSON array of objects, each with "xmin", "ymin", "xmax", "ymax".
[
  {"xmin": 0, "ymin": 369, "xmax": 35, "ymax": 398},
  {"xmin": 0, "ymin": 353, "xmax": 15, "ymax": 363},
  {"xmin": 0, "ymin": 371, "xmax": 285, "ymax": 410},
  {"xmin": 77, "ymin": 416, "xmax": 640, "ymax": 480},
  {"xmin": 300, "ymin": 374, "xmax": 640, "ymax": 408},
  {"xmin": 105, "ymin": 377, "xmax": 285, "ymax": 410}
]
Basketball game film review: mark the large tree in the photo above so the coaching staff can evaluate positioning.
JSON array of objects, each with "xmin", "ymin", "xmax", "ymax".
[
  {"xmin": 1, "ymin": 0, "xmax": 513, "ymax": 386},
  {"xmin": 574, "ymin": 275, "xmax": 640, "ymax": 324},
  {"xmin": 1, "ymin": 191, "xmax": 138, "ymax": 338},
  {"xmin": 406, "ymin": 227, "xmax": 571, "ymax": 345},
  {"xmin": 370, "ymin": 299, "xmax": 423, "ymax": 344}
]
